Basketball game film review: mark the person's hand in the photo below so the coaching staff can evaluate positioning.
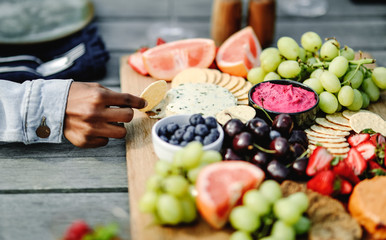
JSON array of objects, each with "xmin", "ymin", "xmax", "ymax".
[{"xmin": 63, "ymin": 82, "xmax": 147, "ymax": 148}]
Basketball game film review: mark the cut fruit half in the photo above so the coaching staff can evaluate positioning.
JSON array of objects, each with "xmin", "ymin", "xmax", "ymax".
[
  {"xmin": 216, "ymin": 26, "xmax": 262, "ymax": 77},
  {"xmin": 195, "ymin": 161, "xmax": 265, "ymax": 229},
  {"xmin": 142, "ymin": 38, "xmax": 216, "ymax": 81},
  {"xmin": 128, "ymin": 49, "xmax": 148, "ymax": 76}
]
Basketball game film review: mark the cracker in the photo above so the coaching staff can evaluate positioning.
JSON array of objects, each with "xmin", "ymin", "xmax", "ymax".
[
  {"xmin": 308, "ymin": 144, "xmax": 350, "ymax": 154},
  {"xmin": 237, "ymin": 99, "xmax": 249, "ymax": 105},
  {"xmin": 202, "ymin": 68, "xmax": 218, "ymax": 84},
  {"xmin": 217, "ymin": 73, "xmax": 231, "ymax": 87},
  {"xmin": 216, "ymin": 105, "xmax": 256, "ymax": 125},
  {"xmin": 308, "ymin": 140, "xmax": 349, "ymax": 148},
  {"xmin": 349, "ymin": 111, "xmax": 386, "ymax": 136},
  {"xmin": 310, "ymin": 125, "xmax": 350, "ymax": 136},
  {"xmin": 223, "ymin": 75, "xmax": 241, "ymax": 91},
  {"xmin": 139, "ymin": 80, "xmax": 168, "ymax": 112},
  {"xmin": 171, "ymin": 68, "xmax": 207, "ymax": 88},
  {"xmin": 230, "ymin": 77, "xmax": 247, "ymax": 94},
  {"xmin": 233, "ymin": 81, "xmax": 252, "ymax": 98},
  {"xmin": 325, "ymin": 113, "xmax": 350, "ymax": 127},
  {"xmin": 307, "ymin": 135, "xmax": 347, "ymax": 143},
  {"xmin": 342, "ymin": 109, "xmax": 370, "ymax": 120},
  {"xmin": 315, "ymin": 118, "xmax": 352, "ymax": 131},
  {"xmin": 304, "ymin": 129, "xmax": 345, "ymax": 139}
]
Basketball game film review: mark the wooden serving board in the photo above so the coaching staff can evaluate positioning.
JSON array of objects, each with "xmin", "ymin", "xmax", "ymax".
[{"xmin": 120, "ymin": 55, "xmax": 386, "ymax": 240}]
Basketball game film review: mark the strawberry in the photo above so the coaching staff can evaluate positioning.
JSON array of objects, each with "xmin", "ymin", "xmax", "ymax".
[
  {"xmin": 63, "ymin": 220, "xmax": 92, "ymax": 240},
  {"xmin": 128, "ymin": 51, "xmax": 148, "ymax": 76},
  {"xmin": 346, "ymin": 147, "xmax": 367, "ymax": 175},
  {"xmin": 332, "ymin": 158, "xmax": 360, "ymax": 184},
  {"xmin": 307, "ymin": 170, "xmax": 337, "ymax": 196},
  {"xmin": 339, "ymin": 179, "xmax": 353, "ymax": 195},
  {"xmin": 156, "ymin": 37, "xmax": 166, "ymax": 45},
  {"xmin": 370, "ymin": 133, "xmax": 386, "ymax": 146},
  {"xmin": 356, "ymin": 140, "xmax": 376, "ymax": 161},
  {"xmin": 306, "ymin": 146, "xmax": 334, "ymax": 176},
  {"xmin": 348, "ymin": 133, "xmax": 370, "ymax": 147},
  {"xmin": 368, "ymin": 160, "xmax": 386, "ymax": 176}
]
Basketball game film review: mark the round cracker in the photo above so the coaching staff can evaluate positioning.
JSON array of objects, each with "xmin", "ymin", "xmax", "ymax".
[
  {"xmin": 308, "ymin": 140, "xmax": 349, "ymax": 148},
  {"xmin": 230, "ymin": 77, "xmax": 247, "ymax": 94},
  {"xmin": 233, "ymin": 81, "xmax": 252, "ymax": 98},
  {"xmin": 171, "ymin": 68, "xmax": 207, "ymax": 88},
  {"xmin": 139, "ymin": 80, "xmax": 168, "ymax": 112},
  {"xmin": 217, "ymin": 73, "xmax": 231, "ymax": 87},
  {"xmin": 325, "ymin": 113, "xmax": 350, "ymax": 127},
  {"xmin": 216, "ymin": 105, "xmax": 256, "ymax": 125},
  {"xmin": 310, "ymin": 125, "xmax": 350, "ymax": 136},
  {"xmin": 237, "ymin": 99, "xmax": 249, "ymax": 105},
  {"xmin": 349, "ymin": 111, "xmax": 386, "ymax": 136},
  {"xmin": 315, "ymin": 118, "xmax": 352, "ymax": 131},
  {"xmin": 307, "ymin": 135, "xmax": 347, "ymax": 143},
  {"xmin": 223, "ymin": 76, "xmax": 241, "ymax": 91},
  {"xmin": 308, "ymin": 144, "xmax": 350, "ymax": 154},
  {"xmin": 304, "ymin": 129, "xmax": 345, "ymax": 139},
  {"xmin": 202, "ymin": 68, "xmax": 218, "ymax": 84},
  {"xmin": 342, "ymin": 109, "xmax": 370, "ymax": 120}
]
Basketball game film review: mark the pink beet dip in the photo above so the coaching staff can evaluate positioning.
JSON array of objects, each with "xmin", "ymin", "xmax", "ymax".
[{"xmin": 251, "ymin": 82, "xmax": 317, "ymax": 113}]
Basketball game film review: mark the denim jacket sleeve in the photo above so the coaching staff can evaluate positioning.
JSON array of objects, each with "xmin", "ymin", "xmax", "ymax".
[{"xmin": 0, "ymin": 79, "xmax": 73, "ymax": 144}]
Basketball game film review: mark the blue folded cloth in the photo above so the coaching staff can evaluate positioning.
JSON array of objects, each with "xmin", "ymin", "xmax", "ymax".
[{"xmin": 0, "ymin": 22, "xmax": 109, "ymax": 83}]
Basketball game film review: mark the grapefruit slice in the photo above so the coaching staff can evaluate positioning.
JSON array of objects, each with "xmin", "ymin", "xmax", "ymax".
[
  {"xmin": 142, "ymin": 38, "xmax": 216, "ymax": 81},
  {"xmin": 128, "ymin": 50, "xmax": 148, "ymax": 76},
  {"xmin": 195, "ymin": 161, "xmax": 265, "ymax": 229},
  {"xmin": 216, "ymin": 26, "xmax": 262, "ymax": 77}
]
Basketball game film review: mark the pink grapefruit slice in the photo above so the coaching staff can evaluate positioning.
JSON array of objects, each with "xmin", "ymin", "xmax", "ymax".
[
  {"xmin": 195, "ymin": 161, "xmax": 265, "ymax": 229},
  {"xmin": 142, "ymin": 38, "xmax": 216, "ymax": 81},
  {"xmin": 216, "ymin": 26, "xmax": 262, "ymax": 77}
]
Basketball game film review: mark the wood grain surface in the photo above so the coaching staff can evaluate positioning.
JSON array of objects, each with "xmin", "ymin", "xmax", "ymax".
[{"xmin": 120, "ymin": 55, "xmax": 386, "ymax": 240}]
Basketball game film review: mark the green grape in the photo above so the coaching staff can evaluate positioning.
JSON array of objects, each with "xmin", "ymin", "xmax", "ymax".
[
  {"xmin": 181, "ymin": 141, "xmax": 203, "ymax": 169},
  {"xmin": 319, "ymin": 91, "xmax": 338, "ymax": 114},
  {"xmin": 146, "ymin": 174, "xmax": 164, "ymax": 191},
  {"xmin": 340, "ymin": 46, "xmax": 355, "ymax": 60},
  {"xmin": 303, "ymin": 77, "xmax": 324, "ymax": 94},
  {"xmin": 261, "ymin": 51, "xmax": 281, "ymax": 72},
  {"xmin": 293, "ymin": 216, "xmax": 311, "ymax": 235},
  {"xmin": 156, "ymin": 194, "xmax": 183, "ymax": 225},
  {"xmin": 361, "ymin": 77, "xmax": 380, "ymax": 102},
  {"xmin": 187, "ymin": 166, "xmax": 202, "ymax": 184},
  {"xmin": 277, "ymin": 60, "xmax": 301, "ymax": 79},
  {"xmin": 200, "ymin": 150, "xmax": 222, "ymax": 164},
  {"xmin": 320, "ymin": 39, "xmax": 340, "ymax": 60},
  {"xmin": 273, "ymin": 198, "xmax": 302, "ymax": 225},
  {"xmin": 163, "ymin": 175, "xmax": 189, "ymax": 197},
  {"xmin": 310, "ymin": 68, "xmax": 324, "ymax": 79},
  {"xmin": 155, "ymin": 160, "xmax": 172, "ymax": 177},
  {"xmin": 298, "ymin": 47, "xmax": 307, "ymax": 62},
  {"xmin": 179, "ymin": 195, "xmax": 197, "ymax": 223},
  {"xmin": 287, "ymin": 192, "xmax": 309, "ymax": 213},
  {"xmin": 337, "ymin": 85, "xmax": 354, "ymax": 107},
  {"xmin": 343, "ymin": 69, "xmax": 364, "ymax": 89},
  {"xmin": 306, "ymin": 57, "xmax": 317, "ymax": 66},
  {"xmin": 247, "ymin": 67, "xmax": 266, "ymax": 84},
  {"xmin": 271, "ymin": 220, "xmax": 296, "ymax": 240},
  {"xmin": 242, "ymin": 189, "xmax": 271, "ymax": 216},
  {"xmin": 301, "ymin": 31, "xmax": 322, "ymax": 52},
  {"xmin": 259, "ymin": 236, "xmax": 279, "ymax": 240},
  {"xmin": 277, "ymin": 36, "xmax": 300, "ymax": 60},
  {"xmin": 372, "ymin": 67, "xmax": 386, "ymax": 89},
  {"xmin": 259, "ymin": 180, "xmax": 282, "ymax": 204},
  {"xmin": 229, "ymin": 206, "xmax": 260, "ymax": 232},
  {"xmin": 329, "ymin": 56, "xmax": 349, "ymax": 78},
  {"xmin": 319, "ymin": 71, "xmax": 341, "ymax": 93},
  {"xmin": 336, "ymin": 101, "xmax": 343, "ymax": 112},
  {"xmin": 346, "ymin": 89, "xmax": 363, "ymax": 111},
  {"xmin": 172, "ymin": 148, "xmax": 185, "ymax": 168},
  {"xmin": 139, "ymin": 191, "xmax": 158, "ymax": 213},
  {"xmin": 260, "ymin": 47, "xmax": 280, "ymax": 61},
  {"xmin": 264, "ymin": 72, "xmax": 281, "ymax": 81},
  {"xmin": 229, "ymin": 231, "xmax": 253, "ymax": 240},
  {"xmin": 360, "ymin": 91, "xmax": 370, "ymax": 109}
]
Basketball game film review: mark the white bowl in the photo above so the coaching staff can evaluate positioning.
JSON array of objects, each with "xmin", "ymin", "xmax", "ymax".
[{"xmin": 151, "ymin": 114, "xmax": 224, "ymax": 162}]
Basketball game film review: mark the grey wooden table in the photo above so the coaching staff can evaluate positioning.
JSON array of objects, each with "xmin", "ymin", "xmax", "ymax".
[{"xmin": 0, "ymin": 0, "xmax": 385, "ymax": 239}]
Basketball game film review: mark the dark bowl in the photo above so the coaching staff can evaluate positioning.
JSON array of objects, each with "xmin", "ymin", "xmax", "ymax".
[{"xmin": 248, "ymin": 79, "xmax": 319, "ymax": 129}]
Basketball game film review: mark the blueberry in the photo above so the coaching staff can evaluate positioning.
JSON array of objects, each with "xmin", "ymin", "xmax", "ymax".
[
  {"xmin": 189, "ymin": 114, "xmax": 205, "ymax": 126},
  {"xmin": 194, "ymin": 135, "xmax": 204, "ymax": 143},
  {"xmin": 173, "ymin": 129, "xmax": 185, "ymax": 141},
  {"xmin": 195, "ymin": 124, "xmax": 209, "ymax": 136},
  {"xmin": 186, "ymin": 125, "xmax": 195, "ymax": 133},
  {"xmin": 170, "ymin": 135, "xmax": 179, "ymax": 142},
  {"xmin": 180, "ymin": 124, "xmax": 190, "ymax": 130},
  {"xmin": 269, "ymin": 130, "xmax": 281, "ymax": 140},
  {"xmin": 180, "ymin": 141, "xmax": 189, "ymax": 147},
  {"xmin": 203, "ymin": 133, "xmax": 218, "ymax": 145},
  {"xmin": 158, "ymin": 125, "xmax": 168, "ymax": 136},
  {"xmin": 209, "ymin": 128, "xmax": 220, "ymax": 139},
  {"xmin": 159, "ymin": 135, "xmax": 169, "ymax": 142},
  {"xmin": 166, "ymin": 122, "xmax": 179, "ymax": 134},
  {"xmin": 169, "ymin": 139, "xmax": 180, "ymax": 145},
  {"xmin": 182, "ymin": 130, "xmax": 194, "ymax": 142},
  {"xmin": 205, "ymin": 116, "xmax": 218, "ymax": 129}
]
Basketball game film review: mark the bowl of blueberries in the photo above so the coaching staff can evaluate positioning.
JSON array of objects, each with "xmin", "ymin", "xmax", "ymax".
[{"xmin": 151, "ymin": 114, "xmax": 224, "ymax": 162}]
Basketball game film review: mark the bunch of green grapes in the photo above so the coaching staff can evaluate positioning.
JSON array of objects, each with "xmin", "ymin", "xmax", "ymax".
[
  {"xmin": 247, "ymin": 31, "xmax": 386, "ymax": 114},
  {"xmin": 229, "ymin": 180, "xmax": 311, "ymax": 240},
  {"xmin": 139, "ymin": 141, "xmax": 222, "ymax": 225}
]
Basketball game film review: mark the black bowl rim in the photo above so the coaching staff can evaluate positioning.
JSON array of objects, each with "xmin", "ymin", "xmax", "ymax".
[{"xmin": 248, "ymin": 79, "xmax": 320, "ymax": 115}]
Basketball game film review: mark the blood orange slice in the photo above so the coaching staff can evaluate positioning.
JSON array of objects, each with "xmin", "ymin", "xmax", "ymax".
[
  {"xmin": 195, "ymin": 161, "xmax": 265, "ymax": 229},
  {"xmin": 128, "ymin": 50, "xmax": 148, "ymax": 76},
  {"xmin": 142, "ymin": 38, "xmax": 216, "ymax": 81},
  {"xmin": 216, "ymin": 26, "xmax": 262, "ymax": 77}
]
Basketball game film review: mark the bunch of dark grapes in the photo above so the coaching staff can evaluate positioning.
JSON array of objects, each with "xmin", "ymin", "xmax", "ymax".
[{"xmin": 221, "ymin": 114, "xmax": 310, "ymax": 182}]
